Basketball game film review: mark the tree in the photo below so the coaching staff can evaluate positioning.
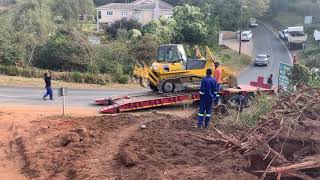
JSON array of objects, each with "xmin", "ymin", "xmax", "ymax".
[
  {"xmin": 105, "ymin": 18, "xmax": 142, "ymax": 39},
  {"xmin": 199, "ymin": 0, "xmax": 270, "ymax": 31},
  {"xmin": 13, "ymin": 0, "xmax": 55, "ymax": 66},
  {"xmin": 132, "ymin": 34, "xmax": 158, "ymax": 64},
  {"xmin": 50, "ymin": 0, "xmax": 94, "ymax": 22},
  {"xmin": 242, "ymin": 0, "xmax": 270, "ymax": 21},
  {"xmin": 129, "ymin": 29, "xmax": 142, "ymax": 40},
  {"xmin": 142, "ymin": 16, "xmax": 176, "ymax": 44},
  {"xmin": 173, "ymin": 4, "xmax": 208, "ymax": 45},
  {"xmin": 34, "ymin": 33, "xmax": 92, "ymax": 72},
  {"xmin": 208, "ymin": 0, "xmax": 240, "ymax": 31},
  {"xmin": 200, "ymin": 0, "xmax": 221, "ymax": 46},
  {"xmin": 0, "ymin": 15, "xmax": 24, "ymax": 65},
  {"xmin": 95, "ymin": 46, "xmax": 125, "ymax": 82}
]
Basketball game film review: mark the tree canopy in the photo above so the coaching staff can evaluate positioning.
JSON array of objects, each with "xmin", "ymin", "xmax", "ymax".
[
  {"xmin": 173, "ymin": 4, "xmax": 208, "ymax": 45},
  {"xmin": 142, "ymin": 16, "xmax": 177, "ymax": 44},
  {"xmin": 51, "ymin": 0, "xmax": 94, "ymax": 22},
  {"xmin": 105, "ymin": 18, "xmax": 142, "ymax": 39}
]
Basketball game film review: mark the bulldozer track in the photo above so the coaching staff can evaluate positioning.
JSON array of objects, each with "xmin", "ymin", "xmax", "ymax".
[{"xmin": 157, "ymin": 75, "xmax": 202, "ymax": 93}]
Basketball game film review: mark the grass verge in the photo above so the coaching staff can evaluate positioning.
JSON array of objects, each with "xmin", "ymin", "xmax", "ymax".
[
  {"xmin": 0, "ymin": 75, "xmax": 141, "ymax": 89},
  {"xmin": 217, "ymin": 48, "xmax": 252, "ymax": 75}
]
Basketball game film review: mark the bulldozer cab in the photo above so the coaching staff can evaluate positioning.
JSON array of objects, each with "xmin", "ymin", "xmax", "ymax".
[
  {"xmin": 156, "ymin": 44, "xmax": 209, "ymax": 70},
  {"xmin": 157, "ymin": 44, "xmax": 187, "ymax": 64}
]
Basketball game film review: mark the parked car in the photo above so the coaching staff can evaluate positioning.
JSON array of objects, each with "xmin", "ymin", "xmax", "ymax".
[
  {"xmin": 241, "ymin": 31, "xmax": 253, "ymax": 41},
  {"xmin": 255, "ymin": 54, "xmax": 270, "ymax": 66},
  {"xmin": 279, "ymin": 29, "xmax": 289, "ymax": 40}
]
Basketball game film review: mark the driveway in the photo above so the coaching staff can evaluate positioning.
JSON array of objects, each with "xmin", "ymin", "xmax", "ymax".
[{"xmin": 223, "ymin": 39, "xmax": 253, "ymax": 57}]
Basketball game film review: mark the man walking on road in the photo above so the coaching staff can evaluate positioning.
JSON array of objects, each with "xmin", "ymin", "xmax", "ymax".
[
  {"xmin": 43, "ymin": 71, "xmax": 53, "ymax": 100},
  {"xmin": 267, "ymin": 74, "xmax": 273, "ymax": 89},
  {"xmin": 198, "ymin": 69, "xmax": 219, "ymax": 129}
]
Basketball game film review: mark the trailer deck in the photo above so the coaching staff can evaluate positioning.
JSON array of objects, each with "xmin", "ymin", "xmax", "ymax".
[{"xmin": 95, "ymin": 77, "xmax": 275, "ymax": 114}]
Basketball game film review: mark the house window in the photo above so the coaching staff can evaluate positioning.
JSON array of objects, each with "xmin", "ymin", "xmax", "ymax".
[
  {"xmin": 133, "ymin": 11, "xmax": 141, "ymax": 20},
  {"xmin": 97, "ymin": 11, "xmax": 101, "ymax": 19},
  {"xmin": 106, "ymin": 11, "xmax": 113, "ymax": 16},
  {"xmin": 121, "ymin": 11, "xmax": 128, "ymax": 17}
]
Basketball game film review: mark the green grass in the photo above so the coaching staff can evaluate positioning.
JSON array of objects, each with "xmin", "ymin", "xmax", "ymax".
[
  {"xmin": 217, "ymin": 48, "xmax": 252, "ymax": 75},
  {"xmin": 81, "ymin": 23, "xmax": 97, "ymax": 33}
]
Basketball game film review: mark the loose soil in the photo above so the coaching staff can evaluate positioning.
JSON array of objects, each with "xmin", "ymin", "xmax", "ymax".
[{"xmin": 0, "ymin": 105, "xmax": 257, "ymax": 180}]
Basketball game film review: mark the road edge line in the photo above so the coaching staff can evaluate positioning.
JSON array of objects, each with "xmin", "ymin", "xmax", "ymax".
[{"xmin": 258, "ymin": 21, "xmax": 293, "ymax": 63}]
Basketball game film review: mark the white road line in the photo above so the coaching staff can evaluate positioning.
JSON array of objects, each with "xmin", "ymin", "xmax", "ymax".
[
  {"xmin": 258, "ymin": 21, "xmax": 293, "ymax": 63},
  {"xmin": 268, "ymin": 40, "xmax": 273, "ymax": 51}
]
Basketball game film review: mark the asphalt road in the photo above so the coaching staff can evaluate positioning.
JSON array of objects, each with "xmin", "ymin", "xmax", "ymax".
[
  {"xmin": 238, "ymin": 22, "xmax": 292, "ymax": 84},
  {"xmin": 0, "ymin": 86, "xmax": 147, "ymax": 108}
]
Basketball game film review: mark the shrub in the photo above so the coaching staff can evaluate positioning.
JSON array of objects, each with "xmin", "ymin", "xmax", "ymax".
[
  {"xmin": 0, "ymin": 65, "xmax": 112, "ymax": 85},
  {"xmin": 34, "ymin": 33, "xmax": 90, "ymax": 72},
  {"xmin": 105, "ymin": 18, "xmax": 142, "ymax": 39},
  {"xmin": 117, "ymin": 75, "xmax": 129, "ymax": 84},
  {"xmin": 239, "ymin": 95, "xmax": 277, "ymax": 127}
]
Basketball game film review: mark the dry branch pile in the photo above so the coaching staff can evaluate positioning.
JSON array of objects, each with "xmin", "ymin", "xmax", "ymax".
[{"xmin": 239, "ymin": 86, "xmax": 320, "ymax": 179}]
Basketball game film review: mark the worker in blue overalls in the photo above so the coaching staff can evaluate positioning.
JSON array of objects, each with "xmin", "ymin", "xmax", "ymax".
[{"xmin": 198, "ymin": 68, "xmax": 219, "ymax": 128}]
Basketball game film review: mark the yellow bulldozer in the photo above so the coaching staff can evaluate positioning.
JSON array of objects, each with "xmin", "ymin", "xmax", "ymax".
[{"xmin": 133, "ymin": 44, "xmax": 237, "ymax": 93}]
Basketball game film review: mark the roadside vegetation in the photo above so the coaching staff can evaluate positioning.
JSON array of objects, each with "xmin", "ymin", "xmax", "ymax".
[
  {"xmin": 263, "ymin": 0, "xmax": 320, "ymax": 84},
  {"xmin": 217, "ymin": 48, "xmax": 252, "ymax": 75},
  {"xmin": 264, "ymin": 0, "xmax": 320, "ymax": 44},
  {"xmin": 0, "ymin": 0, "xmax": 270, "ymax": 86}
]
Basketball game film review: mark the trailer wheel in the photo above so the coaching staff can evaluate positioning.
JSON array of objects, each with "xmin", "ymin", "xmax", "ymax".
[{"xmin": 162, "ymin": 80, "xmax": 175, "ymax": 93}]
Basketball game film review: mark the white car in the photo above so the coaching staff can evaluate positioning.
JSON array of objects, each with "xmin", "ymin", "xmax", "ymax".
[
  {"xmin": 241, "ymin": 31, "xmax": 253, "ymax": 41},
  {"xmin": 255, "ymin": 54, "xmax": 270, "ymax": 66},
  {"xmin": 279, "ymin": 29, "xmax": 289, "ymax": 40}
]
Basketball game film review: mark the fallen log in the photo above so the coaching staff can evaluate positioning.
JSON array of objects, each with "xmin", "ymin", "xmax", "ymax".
[
  {"xmin": 190, "ymin": 133, "xmax": 227, "ymax": 145},
  {"xmin": 266, "ymin": 155, "xmax": 320, "ymax": 173}
]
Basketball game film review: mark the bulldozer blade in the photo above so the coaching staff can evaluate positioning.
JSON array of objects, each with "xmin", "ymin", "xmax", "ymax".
[{"xmin": 138, "ymin": 78, "xmax": 148, "ymax": 88}]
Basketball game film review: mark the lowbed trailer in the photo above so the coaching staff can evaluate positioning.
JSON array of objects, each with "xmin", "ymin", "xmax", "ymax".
[{"xmin": 95, "ymin": 77, "xmax": 275, "ymax": 114}]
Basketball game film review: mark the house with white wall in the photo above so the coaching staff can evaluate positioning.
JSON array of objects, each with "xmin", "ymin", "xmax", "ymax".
[{"xmin": 96, "ymin": 0, "xmax": 173, "ymax": 31}]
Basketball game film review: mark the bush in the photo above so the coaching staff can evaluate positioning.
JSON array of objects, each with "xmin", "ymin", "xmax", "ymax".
[
  {"xmin": 239, "ymin": 95, "xmax": 277, "ymax": 127},
  {"xmin": 0, "ymin": 17, "xmax": 25, "ymax": 65},
  {"xmin": 34, "ymin": 33, "xmax": 90, "ymax": 72},
  {"xmin": 301, "ymin": 48, "xmax": 320, "ymax": 69},
  {"xmin": 105, "ymin": 18, "xmax": 142, "ymax": 39},
  {"xmin": 0, "ymin": 65, "xmax": 112, "ymax": 85},
  {"xmin": 118, "ymin": 75, "xmax": 129, "ymax": 84}
]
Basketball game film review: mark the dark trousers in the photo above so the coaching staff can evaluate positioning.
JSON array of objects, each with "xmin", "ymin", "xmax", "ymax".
[
  {"xmin": 198, "ymin": 96, "xmax": 213, "ymax": 128},
  {"xmin": 44, "ymin": 86, "xmax": 53, "ymax": 100}
]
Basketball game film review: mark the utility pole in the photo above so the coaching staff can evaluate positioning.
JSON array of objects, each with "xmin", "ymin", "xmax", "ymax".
[{"xmin": 239, "ymin": 0, "xmax": 242, "ymax": 55}]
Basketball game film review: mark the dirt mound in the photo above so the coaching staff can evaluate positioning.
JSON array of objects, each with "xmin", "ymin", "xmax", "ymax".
[
  {"xmin": 238, "ymin": 87, "xmax": 320, "ymax": 179},
  {"xmin": 7, "ymin": 111, "xmax": 262, "ymax": 179},
  {"xmin": 115, "ymin": 114, "xmax": 257, "ymax": 179},
  {"xmin": 9, "ymin": 114, "xmax": 140, "ymax": 179}
]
